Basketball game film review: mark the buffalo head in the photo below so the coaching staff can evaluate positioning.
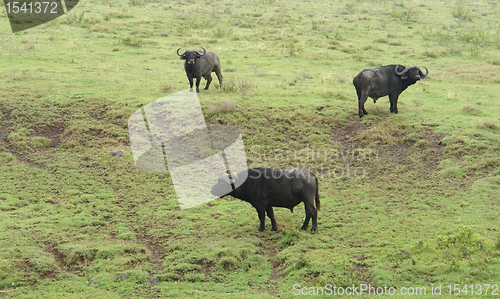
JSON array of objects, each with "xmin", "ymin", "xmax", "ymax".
[
  {"xmin": 395, "ymin": 65, "xmax": 428, "ymax": 82},
  {"xmin": 210, "ymin": 171, "xmax": 239, "ymax": 198},
  {"xmin": 177, "ymin": 47, "xmax": 206, "ymax": 65}
]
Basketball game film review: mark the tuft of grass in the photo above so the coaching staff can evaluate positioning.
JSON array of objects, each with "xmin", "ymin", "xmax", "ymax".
[
  {"xmin": 208, "ymin": 101, "xmax": 236, "ymax": 114},
  {"xmin": 221, "ymin": 79, "xmax": 253, "ymax": 93},
  {"xmin": 103, "ymin": 11, "xmax": 131, "ymax": 20},
  {"xmin": 155, "ymin": 82, "xmax": 175, "ymax": 94},
  {"xmin": 30, "ymin": 137, "xmax": 51, "ymax": 148},
  {"xmin": 212, "ymin": 26, "xmax": 233, "ymax": 39},
  {"xmin": 353, "ymin": 126, "xmax": 397, "ymax": 146},
  {"xmin": 120, "ymin": 36, "xmax": 142, "ymax": 47},
  {"xmin": 460, "ymin": 103, "xmax": 483, "ymax": 115},
  {"xmin": 129, "ymin": 0, "xmax": 145, "ymax": 6},
  {"xmin": 477, "ymin": 119, "xmax": 498, "ymax": 130},
  {"xmin": 158, "ymin": 31, "xmax": 170, "ymax": 37},
  {"xmin": 390, "ymin": 3, "xmax": 419, "ymax": 22}
]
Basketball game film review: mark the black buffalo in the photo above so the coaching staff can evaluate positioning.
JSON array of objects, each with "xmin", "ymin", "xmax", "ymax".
[
  {"xmin": 210, "ymin": 167, "xmax": 320, "ymax": 232},
  {"xmin": 177, "ymin": 47, "xmax": 223, "ymax": 93},
  {"xmin": 353, "ymin": 64, "xmax": 428, "ymax": 118}
]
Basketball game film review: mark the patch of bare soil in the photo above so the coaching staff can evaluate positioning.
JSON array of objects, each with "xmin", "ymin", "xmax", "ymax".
[
  {"xmin": 34, "ymin": 125, "xmax": 62, "ymax": 147},
  {"xmin": 382, "ymin": 129, "xmax": 445, "ymax": 169},
  {"xmin": 332, "ymin": 116, "xmax": 445, "ymax": 170},
  {"xmin": 257, "ymin": 236, "xmax": 283, "ymax": 283},
  {"xmin": 0, "ymin": 124, "xmax": 63, "ymax": 169},
  {"xmin": 331, "ymin": 115, "xmax": 376, "ymax": 143},
  {"xmin": 194, "ymin": 259, "xmax": 215, "ymax": 278},
  {"xmin": 44, "ymin": 241, "xmax": 73, "ymax": 275},
  {"xmin": 135, "ymin": 232, "xmax": 165, "ymax": 276}
]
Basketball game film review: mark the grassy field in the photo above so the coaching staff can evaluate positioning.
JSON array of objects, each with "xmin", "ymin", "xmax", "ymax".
[{"xmin": 1, "ymin": 0, "xmax": 500, "ymax": 297}]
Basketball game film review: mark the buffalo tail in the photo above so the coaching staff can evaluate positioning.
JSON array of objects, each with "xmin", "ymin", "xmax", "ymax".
[{"xmin": 315, "ymin": 175, "xmax": 320, "ymax": 211}]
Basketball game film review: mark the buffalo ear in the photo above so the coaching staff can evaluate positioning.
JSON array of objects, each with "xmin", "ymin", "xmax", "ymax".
[{"xmin": 180, "ymin": 55, "xmax": 186, "ymax": 60}]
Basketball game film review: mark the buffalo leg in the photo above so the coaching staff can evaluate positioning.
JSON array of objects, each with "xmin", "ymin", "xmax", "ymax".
[
  {"xmin": 215, "ymin": 66, "xmax": 223, "ymax": 87},
  {"xmin": 357, "ymin": 94, "xmax": 368, "ymax": 118},
  {"xmin": 204, "ymin": 74, "xmax": 212, "ymax": 90},
  {"xmin": 310, "ymin": 209, "xmax": 318, "ymax": 232},
  {"xmin": 301, "ymin": 215, "xmax": 310, "ymax": 230},
  {"xmin": 266, "ymin": 206, "xmax": 278, "ymax": 231},
  {"xmin": 187, "ymin": 74, "xmax": 194, "ymax": 92},
  {"xmin": 302, "ymin": 202, "xmax": 318, "ymax": 232},
  {"xmin": 389, "ymin": 94, "xmax": 399, "ymax": 114},
  {"xmin": 195, "ymin": 76, "xmax": 202, "ymax": 93},
  {"xmin": 254, "ymin": 206, "xmax": 266, "ymax": 232},
  {"xmin": 300, "ymin": 204, "xmax": 311, "ymax": 230}
]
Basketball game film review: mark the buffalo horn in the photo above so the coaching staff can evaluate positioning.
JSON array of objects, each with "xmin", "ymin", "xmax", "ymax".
[
  {"xmin": 418, "ymin": 66, "xmax": 429, "ymax": 77},
  {"xmin": 395, "ymin": 65, "xmax": 416, "ymax": 76},
  {"xmin": 197, "ymin": 47, "xmax": 206, "ymax": 56},
  {"xmin": 176, "ymin": 48, "xmax": 185, "ymax": 56},
  {"xmin": 229, "ymin": 173, "xmax": 238, "ymax": 184}
]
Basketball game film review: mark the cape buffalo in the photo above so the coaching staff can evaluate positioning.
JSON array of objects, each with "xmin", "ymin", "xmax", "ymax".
[
  {"xmin": 353, "ymin": 64, "xmax": 428, "ymax": 118},
  {"xmin": 177, "ymin": 47, "xmax": 223, "ymax": 93},
  {"xmin": 210, "ymin": 167, "xmax": 320, "ymax": 232}
]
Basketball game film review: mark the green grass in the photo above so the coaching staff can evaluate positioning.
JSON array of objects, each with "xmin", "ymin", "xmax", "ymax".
[{"xmin": 1, "ymin": 0, "xmax": 500, "ymax": 297}]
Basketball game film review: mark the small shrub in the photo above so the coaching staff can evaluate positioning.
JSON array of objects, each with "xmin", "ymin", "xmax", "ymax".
[
  {"xmin": 452, "ymin": 1, "xmax": 472, "ymax": 22},
  {"xmin": 281, "ymin": 37, "xmax": 303, "ymax": 56}
]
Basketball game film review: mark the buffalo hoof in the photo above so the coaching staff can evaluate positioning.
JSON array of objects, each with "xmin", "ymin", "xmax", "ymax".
[
  {"xmin": 196, "ymin": 89, "xmax": 200, "ymax": 93},
  {"xmin": 358, "ymin": 113, "xmax": 364, "ymax": 118},
  {"xmin": 204, "ymin": 87, "xmax": 209, "ymax": 90},
  {"xmin": 271, "ymin": 226, "xmax": 278, "ymax": 231},
  {"xmin": 189, "ymin": 88, "xmax": 194, "ymax": 92},
  {"xmin": 300, "ymin": 226, "xmax": 308, "ymax": 230},
  {"xmin": 311, "ymin": 227, "xmax": 317, "ymax": 232},
  {"xmin": 257, "ymin": 227, "xmax": 265, "ymax": 232}
]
